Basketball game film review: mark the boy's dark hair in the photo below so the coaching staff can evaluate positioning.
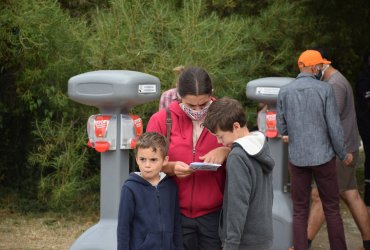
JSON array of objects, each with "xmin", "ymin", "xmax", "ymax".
[
  {"xmin": 178, "ymin": 67, "xmax": 213, "ymax": 98},
  {"xmin": 203, "ymin": 97, "xmax": 247, "ymax": 133},
  {"xmin": 310, "ymin": 46, "xmax": 332, "ymax": 61},
  {"xmin": 135, "ymin": 132, "xmax": 169, "ymax": 158}
]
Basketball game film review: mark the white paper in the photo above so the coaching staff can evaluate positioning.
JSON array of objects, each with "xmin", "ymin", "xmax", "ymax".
[{"xmin": 189, "ymin": 162, "xmax": 221, "ymax": 171}]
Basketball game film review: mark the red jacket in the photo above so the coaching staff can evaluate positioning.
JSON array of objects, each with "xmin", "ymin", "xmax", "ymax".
[{"xmin": 146, "ymin": 101, "xmax": 226, "ymax": 218}]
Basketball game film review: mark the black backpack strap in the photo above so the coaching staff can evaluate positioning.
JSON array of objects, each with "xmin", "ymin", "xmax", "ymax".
[{"xmin": 165, "ymin": 108, "xmax": 172, "ymax": 141}]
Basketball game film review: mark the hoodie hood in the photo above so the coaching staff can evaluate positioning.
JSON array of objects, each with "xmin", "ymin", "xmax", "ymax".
[
  {"xmin": 126, "ymin": 172, "xmax": 168, "ymax": 186},
  {"xmin": 233, "ymin": 131, "xmax": 274, "ymax": 173}
]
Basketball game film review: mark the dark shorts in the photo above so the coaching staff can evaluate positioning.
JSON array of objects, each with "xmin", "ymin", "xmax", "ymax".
[{"xmin": 312, "ymin": 151, "xmax": 359, "ymax": 192}]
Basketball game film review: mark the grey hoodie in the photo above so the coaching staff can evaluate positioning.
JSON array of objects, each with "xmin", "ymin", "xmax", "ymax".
[{"xmin": 219, "ymin": 131, "xmax": 275, "ymax": 250}]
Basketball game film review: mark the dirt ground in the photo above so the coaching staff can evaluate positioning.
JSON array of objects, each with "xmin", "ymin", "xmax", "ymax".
[
  {"xmin": 0, "ymin": 150, "xmax": 367, "ymax": 249},
  {"xmin": 310, "ymin": 201, "xmax": 367, "ymax": 250},
  {"xmin": 0, "ymin": 204, "xmax": 368, "ymax": 250},
  {"xmin": 0, "ymin": 209, "xmax": 99, "ymax": 250}
]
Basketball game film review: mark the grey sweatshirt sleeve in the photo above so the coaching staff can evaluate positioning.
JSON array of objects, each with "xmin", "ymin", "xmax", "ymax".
[
  {"xmin": 223, "ymin": 154, "xmax": 252, "ymax": 250},
  {"xmin": 325, "ymin": 86, "xmax": 346, "ymax": 160}
]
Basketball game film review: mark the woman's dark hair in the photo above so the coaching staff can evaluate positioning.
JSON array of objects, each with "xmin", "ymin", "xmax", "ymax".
[{"xmin": 177, "ymin": 67, "xmax": 213, "ymax": 98}]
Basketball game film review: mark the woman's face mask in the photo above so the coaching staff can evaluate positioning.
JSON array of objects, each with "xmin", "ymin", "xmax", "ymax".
[{"xmin": 180, "ymin": 101, "xmax": 212, "ymax": 121}]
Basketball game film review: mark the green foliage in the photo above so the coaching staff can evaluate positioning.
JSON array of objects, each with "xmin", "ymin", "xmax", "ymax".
[
  {"xmin": 205, "ymin": 0, "xmax": 270, "ymax": 17},
  {"xmin": 0, "ymin": 0, "xmax": 368, "ymax": 211},
  {"xmin": 58, "ymin": 0, "xmax": 110, "ymax": 17},
  {"xmin": 0, "ymin": 0, "xmax": 97, "ymax": 209},
  {"xmin": 28, "ymin": 119, "xmax": 99, "ymax": 211},
  {"xmin": 86, "ymin": 0, "xmax": 311, "ymax": 118},
  {"xmin": 301, "ymin": 0, "xmax": 370, "ymax": 83}
]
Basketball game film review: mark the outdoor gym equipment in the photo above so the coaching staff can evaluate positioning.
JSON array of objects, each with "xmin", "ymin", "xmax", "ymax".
[
  {"xmin": 246, "ymin": 77, "xmax": 294, "ymax": 250},
  {"xmin": 68, "ymin": 70, "xmax": 160, "ymax": 250}
]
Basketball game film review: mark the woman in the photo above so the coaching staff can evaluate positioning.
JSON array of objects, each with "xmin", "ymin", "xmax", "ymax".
[{"xmin": 146, "ymin": 67, "xmax": 229, "ymax": 250}]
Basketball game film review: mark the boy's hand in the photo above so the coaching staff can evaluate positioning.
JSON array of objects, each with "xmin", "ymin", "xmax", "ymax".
[
  {"xmin": 174, "ymin": 161, "xmax": 194, "ymax": 178},
  {"xmin": 199, "ymin": 147, "xmax": 230, "ymax": 164}
]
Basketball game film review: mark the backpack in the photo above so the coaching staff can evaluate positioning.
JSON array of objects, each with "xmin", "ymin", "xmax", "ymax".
[{"xmin": 165, "ymin": 108, "xmax": 172, "ymax": 142}]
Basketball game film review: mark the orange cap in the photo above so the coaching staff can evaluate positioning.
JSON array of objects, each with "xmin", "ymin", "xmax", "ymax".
[{"xmin": 297, "ymin": 50, "xmax": 331, "ymax": 68}]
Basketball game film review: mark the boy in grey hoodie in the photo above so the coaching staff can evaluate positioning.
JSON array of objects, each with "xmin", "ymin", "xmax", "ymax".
[{"xmin": 203, "ymin": 97, "xmax": 275, "ymax": 250}]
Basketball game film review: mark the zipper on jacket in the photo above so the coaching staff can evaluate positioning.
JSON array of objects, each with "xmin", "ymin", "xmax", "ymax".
[
  {"xmin": 156, "ymin": 187, "xmax": 163, "ymax": 250},
  {"xmin": 189, "ymin": 146, "xmax": 196, "ymax": 216}
]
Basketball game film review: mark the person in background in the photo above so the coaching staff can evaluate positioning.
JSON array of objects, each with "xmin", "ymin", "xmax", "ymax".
[
  {"xmin": 159, "ymin": 65, "xmax": 185, "ymax": 110},
  {"xmin": 203, "ymin": 97, "xmax": 274, "ymax": 250},
  {"xmin": 117, "ymin": 132, "xmax": 183, "ymax": 250},
  {"xmin": 355, "ymin": 51, "xmax": 370, "ymax": 207},
  {"xmin": 304, "ymin": 49, "xmax": 370, "ymax": 250},
  {"xmin": 256, "ymin": 102, "xmax": 268, "ymax": 133},
  {"xmin": 276, "ymin": 50, "xmax": 352, "ymax": 250},
  {"xmin": 146, "ymin": 67, "xmax": 229, "ymax": 250}
]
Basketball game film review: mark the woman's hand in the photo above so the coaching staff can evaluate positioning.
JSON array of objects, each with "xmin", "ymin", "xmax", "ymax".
[
  {"xmin": 199, "ymin": 146, "xmax": 231, "ymax": 164},
  {"xmin": 174, "ymin": 161, "xmax": 195, "ymax": 178}
]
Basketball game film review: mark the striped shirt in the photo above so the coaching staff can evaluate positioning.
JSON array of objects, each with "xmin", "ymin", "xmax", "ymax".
[{"xmin": 159, "ymin": 88, "xmax": 178, "ymax": 110}]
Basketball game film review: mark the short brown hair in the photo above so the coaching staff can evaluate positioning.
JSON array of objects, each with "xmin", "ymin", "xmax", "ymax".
[
  {"xmin": 135, "ymin": 132, "xmax": 169, "ymax": 158},
  {"xmin": 203, "ymin": 97, "xmax": 247, "ymax": 133}
]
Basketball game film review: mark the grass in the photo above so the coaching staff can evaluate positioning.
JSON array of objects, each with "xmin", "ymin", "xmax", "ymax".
[{"xmin": 0, "ymin": 209, "xmax": 98, "ymax": 250}]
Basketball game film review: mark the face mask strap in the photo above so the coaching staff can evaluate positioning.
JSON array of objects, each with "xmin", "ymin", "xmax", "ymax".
[
  {"xmin": 319, "ymin": 64, "xmax": 330, "ymax": 80},
  {"xmin": 322, "ymin": 64, "xmax": 329, "ymax": 73}
]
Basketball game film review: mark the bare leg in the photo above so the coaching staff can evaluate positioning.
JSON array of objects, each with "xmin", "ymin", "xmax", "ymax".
[
  {"xmin": 340, "ymin": 189, "xmax": 370, "ymax": 240},
  {"xmin": 307, "ymin": 188, "xmax": 326, "ymax": 241}
]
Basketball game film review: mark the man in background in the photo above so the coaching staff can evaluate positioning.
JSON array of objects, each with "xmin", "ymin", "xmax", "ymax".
[
  {"xmin": 277, "ymin": 50, "xmax": 352, "ymax": 250},
  {"xmin": 306, "ymin": 49, "xmax": 370, "ymax": 250},
  {"xmin": 356, "ymin": 52, "xmax": 370, "ymax": 207}
]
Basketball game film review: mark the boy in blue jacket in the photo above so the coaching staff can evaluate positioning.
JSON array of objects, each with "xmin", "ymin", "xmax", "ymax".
[
  {"xmin": 117, "ymin": 132, "xmax": 183, "ymax": 250},
  {"xmin": 203, "ymin": 97, "xmax": 275, "ymax": 250}
]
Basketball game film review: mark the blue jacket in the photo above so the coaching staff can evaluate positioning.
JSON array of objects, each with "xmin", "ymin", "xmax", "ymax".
[{"xmin": 117, "ymin": 173, "xmax": 183, "ymax": 250}]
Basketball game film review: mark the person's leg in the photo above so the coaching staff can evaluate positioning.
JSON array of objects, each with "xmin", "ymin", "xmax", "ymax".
[
  {"xmin": 335, "ymin": 150, "xmax": 370, "ymax": 249},
  {"xmin": 359, "ymin": 124, "xmax": 370, "ymax": 206},
  {"xmin": 313, "ymin": 157, "xmax": 347, "ymax": 250},
  {"xmin": 363, "ymin": 140, "xmax": 370, "ymax": 206},
  {"xmin": 341, "ymin": 189, "xmax": 370, "ymax": 239},
  {"xmin": 289, "ymin": 162, "xmax": 312, "ymax": 250},
  {"xmin": 181, "ymin": 215, "xmax": 198, "ymax": 250},
  {"xmin": 196, "ymin": 210, "xmax": 222, "ymax": 250},
  {"xmin": 307, "ymin": 188, "xmax": 325, "ymax": 241}
]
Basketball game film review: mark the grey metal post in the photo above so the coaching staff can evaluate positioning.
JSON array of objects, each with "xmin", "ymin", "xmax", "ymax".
[
  {"xmin": 68, "ymin": 70, "xmax": 160, "ymax": 250},
  {"xmin": 246, "ymin": 77, "xmax": 294, "ymax": 250}
]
